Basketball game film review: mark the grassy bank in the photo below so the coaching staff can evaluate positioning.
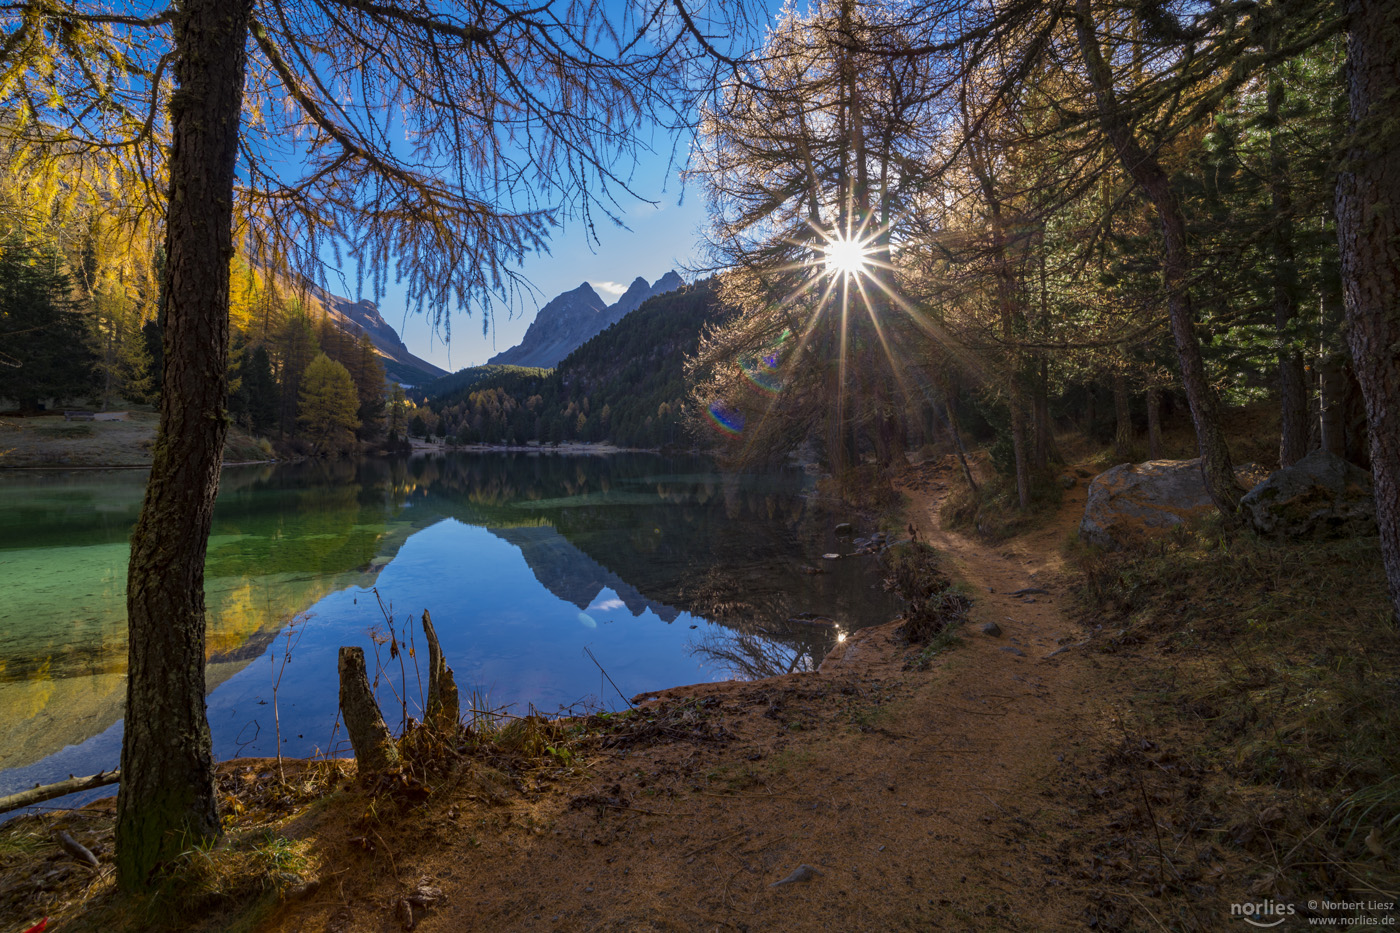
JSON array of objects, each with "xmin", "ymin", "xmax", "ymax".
[
  {"xmin": 1062, "ymin": 523, "xmax": 1399, "ymax": 928},
  {"xmin": 0, "ymin": 411, "xmax": 274, "ymax": 468}
]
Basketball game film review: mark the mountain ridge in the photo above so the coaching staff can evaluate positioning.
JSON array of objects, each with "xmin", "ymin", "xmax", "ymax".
[
  {"xmin": 488, "ymin": 271, "xmax": 684, "ymax": 369},
  {"xmin": 300, "ymin": 281, "xmax": 448, "ymax": 386}
]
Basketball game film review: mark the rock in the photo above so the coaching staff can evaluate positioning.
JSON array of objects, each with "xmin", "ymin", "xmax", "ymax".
[
  {"xmin": 834, "ymin": 523, "xmax": 855, "ymax": 537},
  {"xmin": 1239, "ymin": 450, "xmax": 1377, "ymax": 539},
  {"xmin": 1058, "ymin": 473, "xmax": 1076, "ymax": 489},
  {"xmin": 1010, "ymin": 587, "xmax": 1049, "ymax": 597},
  {"xmin": 999, "ymin": 646, "xmax": 1026, "ymax": 657},
  {"xmin": 821, "ymin": 553, "xmax": 841, "ymax": 560},
  {"xmin": 980, "ymin": 622, "xmax": 1002, "ymax": 637},
  {"xmin": 769, "ymin": 864, "xmax": 821, "ymax": 887},
  {"xmin": 1079, "ymin": 459, "xmax": 1217, "ymax": 549}
]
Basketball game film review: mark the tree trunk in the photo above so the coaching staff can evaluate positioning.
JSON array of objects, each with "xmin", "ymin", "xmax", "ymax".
[
  {"xmin": 1267, "ymin": 20, "xmax": 1310, "ymax": 467},
  {"xmin": 1033, "ymin": 357, "xmax": 1052, "ymax": 470},
  {"xmin": 1318, "ymin": 354, "xmax": 1346, "ymax": 457},
  {"xmin": 1337, "ymin": 0, "xmax": 1400, "ymax": 622},
  {"xmin": 1074, "ymin": 0, "xmax": 1242, "ymax": 515},
  {"xmin": 338, "ymin": 647, "xmax": 402, "ymax": 776},
  {"xmin": 1113, "ymin": 370, "xmax": 1133, "ymax": 461},
  {"xmin": 1146, "ymin": 387, "xmax": 1163, "ymax": 459},
  {"xmin": 0, "ymin": 769, "xmax": 121, "ymax": 816},
  {"xmin": 967, "ymin": 137, "xmax": 1029, "ymax": 509},
  {"xmin": 116, "ymin": 0, "xmax": 252, "ymax": 891},
  {"xmin": 943, "ymin": 400, "xmax": 978, "ymax": 494},
  {"xmin": 422, "ymin": 610, "xmax": 460, "ymax": 736}
]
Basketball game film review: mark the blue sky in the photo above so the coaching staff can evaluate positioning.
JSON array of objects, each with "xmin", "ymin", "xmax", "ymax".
[
  {"xmin": 296, "ymin": 0, "xmax": 794, "ymax": 376},
  {"xmin": 389, "ymin": 152, "xmax": 710, "ymax": 373}
]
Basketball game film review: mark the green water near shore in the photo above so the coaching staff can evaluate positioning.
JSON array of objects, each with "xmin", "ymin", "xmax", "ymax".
[{"xmin": 0, "ymin": 453, "xmax": 899, "ymax": 801}]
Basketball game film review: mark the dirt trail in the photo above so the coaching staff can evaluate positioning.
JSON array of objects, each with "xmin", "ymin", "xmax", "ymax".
[{"xmin": 266, "ymin": 466, "xmax": 1115, "ymax": 932}]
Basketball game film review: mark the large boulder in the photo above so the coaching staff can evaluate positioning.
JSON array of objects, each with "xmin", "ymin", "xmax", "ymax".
[
  {"xmin": 1080, "ymin": 459, "xmax": 1216, "ymax": 549},
  {"xmin": 1240, "ymin": 450, "xmax": 1376, "ymax": 539}
]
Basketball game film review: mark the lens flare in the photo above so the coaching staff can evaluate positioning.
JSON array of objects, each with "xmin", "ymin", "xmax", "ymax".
[
  {"xmin": 706, "ymin": 400, "xmax": 744, "ymax": 435},
  {"xmin": 824, "ymin": 236, "xmax": 869, "ymax": 279},
  {"xmin": 739, "ymin": 355, "xmax": 782, "ymax": 395}
]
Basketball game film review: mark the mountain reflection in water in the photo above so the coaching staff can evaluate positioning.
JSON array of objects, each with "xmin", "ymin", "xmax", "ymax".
[{"xmin": 0, "ymin": 452, "xmax": 899, "ymax": 811}]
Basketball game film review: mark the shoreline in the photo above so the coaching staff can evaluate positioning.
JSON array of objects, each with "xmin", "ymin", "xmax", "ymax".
[{"xmin": 0, "ymin": 443, "xmax": 685, "ymax": 471}]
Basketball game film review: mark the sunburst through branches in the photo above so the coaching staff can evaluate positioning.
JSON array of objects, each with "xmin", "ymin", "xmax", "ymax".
[
  {"xmin": 695, "ymin": 212, "xmax": 984, "ymax": 477},
  {"xmin": 823, "ymin": 233, "xmax": 871, "ymax": 280}
]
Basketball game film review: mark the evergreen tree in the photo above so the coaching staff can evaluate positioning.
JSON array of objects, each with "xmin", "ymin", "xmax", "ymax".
[
  {"xmin": 229, "ymin": 343, "xmax": 277, "ymax": 435},
  {"xmin": 275, "ymin": 311, "xmax": 319, "ymax": 435},
  {"xmin": 0, "ymin": 238, "xmax": 97, "ymax": 411},
  {"xmin": 141, "ymin": 319, "xmax": 162, "ymax": 399},
  {"xmin": 297, "ymin": 352, "xmax": 360, "ymax": 456},
  {"xmin": 349, "ymin": 332, "xmax": 387, "ymax": 442}
]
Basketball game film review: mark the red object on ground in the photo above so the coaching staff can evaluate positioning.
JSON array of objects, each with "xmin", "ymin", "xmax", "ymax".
[{"xmin": 24, "ymin": 920, "xmax": 49, "ymax": 933}]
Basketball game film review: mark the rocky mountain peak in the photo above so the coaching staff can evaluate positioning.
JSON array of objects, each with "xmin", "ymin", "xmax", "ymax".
[{"xmin": 487, "ymin": 271, "xmax": 684, "ymax": 369}]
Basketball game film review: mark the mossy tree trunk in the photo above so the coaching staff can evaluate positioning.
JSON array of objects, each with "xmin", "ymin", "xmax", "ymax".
[
  {"xmin": 116, "ymin": 0, "xmax": 252, "ymax": 891},
  {"xmin": 1337, "ymin": 0, "xmax": 1400, "ymax": 623},
  {"xmin": 338, "ymin": 647, "xmax": 402, "ymax": 776}
]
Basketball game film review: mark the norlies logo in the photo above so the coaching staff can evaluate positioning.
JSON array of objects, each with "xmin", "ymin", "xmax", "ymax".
[{"xmin": 1231, "ymin": 900, "xmax": 1296, "ymax": 927}]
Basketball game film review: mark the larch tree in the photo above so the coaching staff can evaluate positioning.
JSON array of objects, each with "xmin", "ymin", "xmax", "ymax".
[
  {"xmin": 297, "ymin": 352, "xmax": 360, "ymax": 456},
  {"xmin": 687, "ymin": 0, "xmax": 945, "ymax": 473},
  {"xmin": 1, "ymin": 0, "xmax": 752, "ymax": 890}
]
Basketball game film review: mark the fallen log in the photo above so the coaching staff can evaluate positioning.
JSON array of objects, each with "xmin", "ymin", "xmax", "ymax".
[{"xmin": 0, "ymin": 769, "xmax": 120, "ymax": 815}]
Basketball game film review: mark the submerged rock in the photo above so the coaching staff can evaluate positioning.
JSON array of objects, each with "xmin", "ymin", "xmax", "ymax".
[
  {"xmin": 1239, "ymin": 450, "xmax": 1376, "ymax": 539},
  {"xmin": 1079, "ymin": 459, "xmax": 1216, "ymax": 549}
]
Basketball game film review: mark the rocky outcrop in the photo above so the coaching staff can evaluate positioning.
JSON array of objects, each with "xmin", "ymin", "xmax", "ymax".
[
  {"xmin": 489, "ymin": 282, "xmax": 609, "ymax": 368},
  {"xmin": 488, "ymin": 272, "xmax": 685, "ymax": 369},
  {"xmin": 1079, "ymin": 459, "xmax": 1217, "ymax": 549},
  {"xmin": 1239, "ymin": 450, "xmax": 1377, "ymax": 539},
  {"xmin": 608, "ymin": 276, "xmax": 657, "ymax": 321},
  {"xmin": 302, "ymin": 282, "xmax": 448, "ymax": 386}
]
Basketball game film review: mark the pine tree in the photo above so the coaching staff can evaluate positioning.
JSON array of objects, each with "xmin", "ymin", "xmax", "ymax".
[{"xmin": 0, "ymin": 237, "xmax": 97, "ymax": 411}]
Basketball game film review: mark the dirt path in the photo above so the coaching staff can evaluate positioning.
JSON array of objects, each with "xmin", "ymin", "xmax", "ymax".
[{"xmin": 266, "ymin": 466, "xmax": 1116, "ymax": 932}]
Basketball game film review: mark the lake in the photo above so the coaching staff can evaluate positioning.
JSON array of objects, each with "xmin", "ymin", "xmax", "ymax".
[{"xmin": 0, "ymin": 453, "xmax": 899, "ymax": 811}]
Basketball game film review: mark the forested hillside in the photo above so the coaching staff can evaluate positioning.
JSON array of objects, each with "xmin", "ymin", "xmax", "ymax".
[
  {"xmin": 0, "ymin": 143, "xmax": 408, "ymax": 456},
  {"xmin": 419, "ymin": 364, "xmax": 551, "ymax": 400},
  {"xmin": 421, "ymin": 280, "xmax": 729, "ymax": 448}
]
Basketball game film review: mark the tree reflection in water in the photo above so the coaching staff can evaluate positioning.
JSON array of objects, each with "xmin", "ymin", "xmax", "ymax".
[{"xmin": 688, "ymin": 627, "xmax": 819, "ymax": 680}]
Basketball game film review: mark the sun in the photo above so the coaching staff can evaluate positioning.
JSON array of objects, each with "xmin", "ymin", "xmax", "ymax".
[{"xmin": 824, "ymin": 236, "xmax": 870, "ymax": 279}]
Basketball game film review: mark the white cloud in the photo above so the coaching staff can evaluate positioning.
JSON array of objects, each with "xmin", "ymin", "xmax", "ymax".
[
  {"xmin": 589, "ymin": 597, "xmax": 626, "ymax": 612},
  {"xmin": 591, "ymin": 281, "xmax": 628, "ymax": 297}
]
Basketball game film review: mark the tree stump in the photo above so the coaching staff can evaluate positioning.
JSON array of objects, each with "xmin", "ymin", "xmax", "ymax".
[
  {"xmin": 422, "ymin": 610, "xmax": 460, "ymax": 737},
  {"xmin": 338, "ymin": 646, "xmax": 400, "ymax": 777}
]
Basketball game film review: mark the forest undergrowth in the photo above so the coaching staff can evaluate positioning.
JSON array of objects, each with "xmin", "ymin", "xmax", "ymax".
[{"xmin": 1062, "ymin": 522, "xmax": 1399, "ymax": 928}]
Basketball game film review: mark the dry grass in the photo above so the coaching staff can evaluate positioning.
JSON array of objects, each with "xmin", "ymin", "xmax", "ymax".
[
  {"xmin": 881, "ymin": 540, "xmax": 971, "ymax": 648},
  {"xmin": 940, "ymin": 469, "xmax": 1065, "ymax": 541},
  {"xmin": 1064, "ymin": 522, "xmax": 1400, "ymax": 927},
  {"xmin": 0, "ymin": 411, "xmax": 273, "ymax": 468},
  {"xmin": 0, "ymin": 760, "xmax": 342, "ymax": 933}
]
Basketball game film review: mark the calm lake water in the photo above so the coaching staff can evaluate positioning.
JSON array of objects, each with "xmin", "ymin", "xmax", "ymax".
[{"xmin": 0, "ymin": 453, "xmax": 898, "ymax": 811}]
